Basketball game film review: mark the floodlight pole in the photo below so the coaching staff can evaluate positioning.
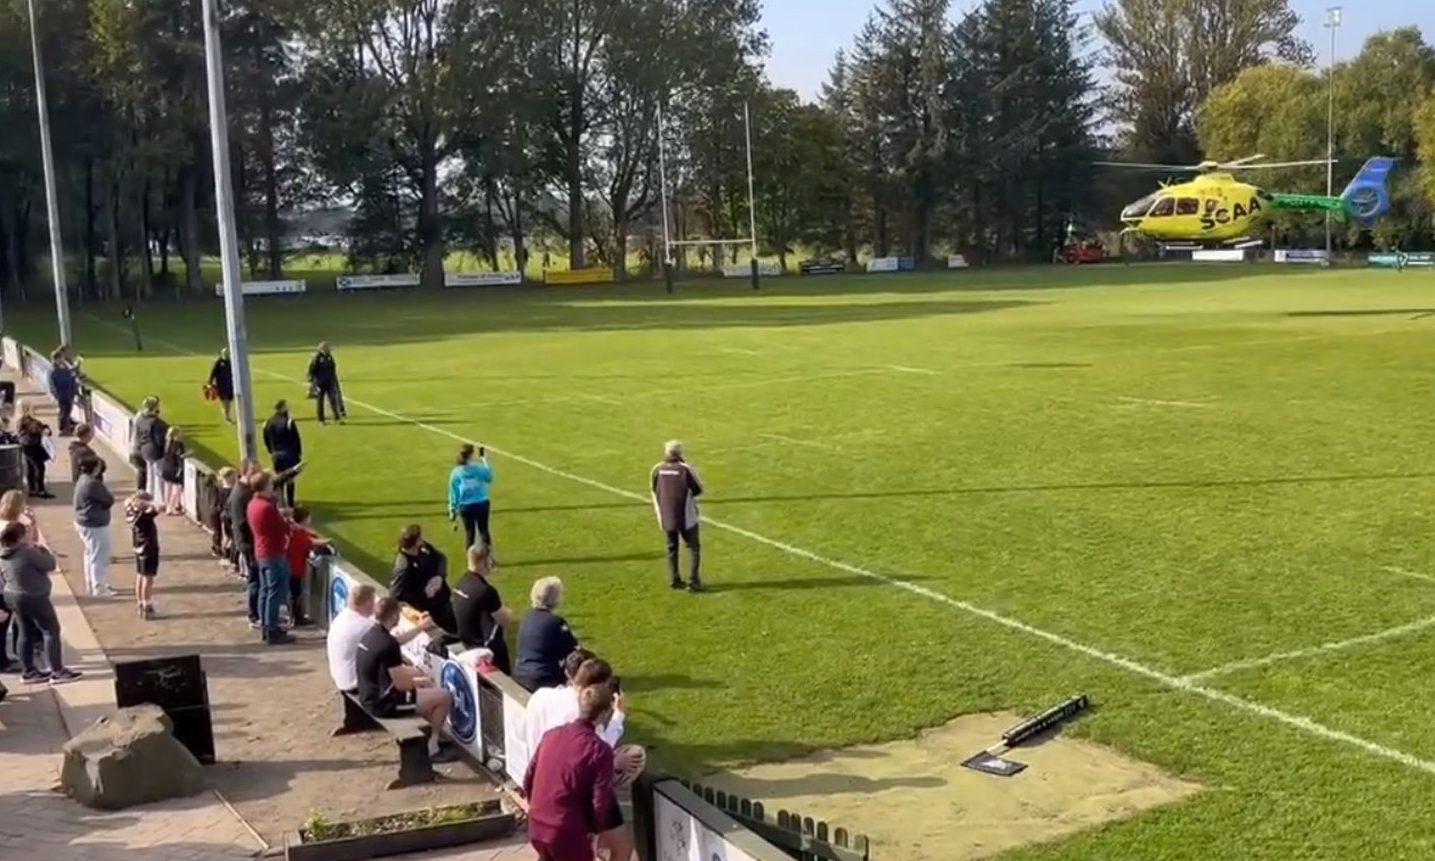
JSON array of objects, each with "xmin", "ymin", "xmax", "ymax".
[
  {"xmin": 657, "ymin": 103, "xmax": 674, "ymax": 293},
  {"xmin": 743, "ymin": 101, "xmax": 760, "ymax": 290},
  {"xmin": 201, "ymin": 0, "xmax": 258, "ymax": 462},
  {"xmin": 26, "ymin": 0, "xmax": 72, "ymax": 347},
  {"xmin": 1325, "ymin": 6, "xmax": 1342, "ymax": 258}
]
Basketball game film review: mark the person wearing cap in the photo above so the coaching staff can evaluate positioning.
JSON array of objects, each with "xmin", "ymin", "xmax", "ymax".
[{"xmin": 649, "ymin": 440, "xmax": 704, "ymax": 592}]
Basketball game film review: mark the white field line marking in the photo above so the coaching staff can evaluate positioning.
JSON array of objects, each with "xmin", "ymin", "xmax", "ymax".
[
  {"xmin": 1181, "ymin": 615, "xmax": 1435, "ymax": 683},
  {"xmin": 1382, "ymin": 566, "xmax": 1435, "ymax": 585},
  {"xmin": 886, "ymin": 364, "xmax": 939, "ymax": 375},
  {"xmin": 757, "ymin": 432, "xmax": 843, "ymax": 453},
  {"xmin": 577, "ymin": 393, "xmax": 622, "ymax": 406},
  {"xmin": 1116, "ymin": 396, "xmax": 1214, "ymax": 409},
  {"xmin": 718, "ymin": 347, "xmax": 763, "ymax": 356},
  {"xmin": 81, "ymin": 313, "xmax": 1435, "ymax": 779}
]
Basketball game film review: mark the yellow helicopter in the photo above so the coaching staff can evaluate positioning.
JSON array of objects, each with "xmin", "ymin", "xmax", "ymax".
[{"xmin": 1099, "ymin": 155, "xmax": 1397, "ymax": 247}]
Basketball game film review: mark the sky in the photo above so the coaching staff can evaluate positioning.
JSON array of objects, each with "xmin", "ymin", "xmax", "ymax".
[{"xmin": 760, "ymin": 0, "xmax": 1435, "ymax": 101}]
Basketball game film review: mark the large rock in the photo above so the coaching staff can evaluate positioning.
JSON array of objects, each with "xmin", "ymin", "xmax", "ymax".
[{"xmin": 61, "ymin": 704, "xmax": 206, "ymax": 809}]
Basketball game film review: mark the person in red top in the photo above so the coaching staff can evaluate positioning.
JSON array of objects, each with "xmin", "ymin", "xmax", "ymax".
[
  {"xmin": 246, "ymin": 473, "xmax": 293, "ymax": 646},
  {"xmin": 524, "ymin": 684, "xmax": 618, "ymax": 861},
  {"xmin": 285, "ymin": 506, "xmax": 330, "ymax": 628}
]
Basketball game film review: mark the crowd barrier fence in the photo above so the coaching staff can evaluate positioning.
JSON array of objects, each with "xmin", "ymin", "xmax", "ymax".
[{"xmin": 0, "ymin": 334, "xmax": 793, "ymax": 861}]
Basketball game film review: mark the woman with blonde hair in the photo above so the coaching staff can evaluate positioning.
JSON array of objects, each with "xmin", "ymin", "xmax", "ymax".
[{"xmin": 160, "ymin": 427, "xmax": 187, "ymax": 515}]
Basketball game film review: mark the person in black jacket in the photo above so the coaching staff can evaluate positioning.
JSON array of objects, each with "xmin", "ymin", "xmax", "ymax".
[
  {"xmin": 261, "ymin": 401, "xmax": 302, "ymax": 508},
  {"xmin": 15, "ymin": 402, "xmax": 53, "ymax": 499},
  {"xmin": 131, "ymin": 397, "xmax": 169, "ymax": 499},
  {"xmin": 513, "ymin": 577, "xmax": 578, "ymax": 692},
  {"xmin": 389, "ymin": 525, "xmax": 457, "ymax": 648},
  {"xmin": 207, "ymin": 348, "xmax": 235, "ymax": 424},
  {"xmin": 307, "ymin": 342, "xmax": 345, "ymax": 424}
]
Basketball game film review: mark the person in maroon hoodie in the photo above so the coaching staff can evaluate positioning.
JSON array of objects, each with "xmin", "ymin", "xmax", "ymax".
[
  {"xmin": 524, "ymin": 684, "xmax": 617, "ymax": 861},
  {"xmin": 245, "ymin": 473, "xmax": 293, "ymax": 645}
]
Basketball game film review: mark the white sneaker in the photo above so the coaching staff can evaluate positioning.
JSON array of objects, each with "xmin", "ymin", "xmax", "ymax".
[{"xmin": 92, "ymin": 586, "xmax": 117, "ymax": 598}]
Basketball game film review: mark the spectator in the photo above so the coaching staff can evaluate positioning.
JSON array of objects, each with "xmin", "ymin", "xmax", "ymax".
[
  {"xmin": 262, "ymin": 400, "xmax": 302, "ymax": 508},
  {"xmin": 451, "ymin": 541, "xmax": 513, "ymax": 673},
  {"xmin": 0, "ymin": 491, "xmax": 39, "ymax": 671},
  {"xmin": 127, "ymin": 399, "xmax": 155, "ymax": 491},
  {"xmin": 327, "ymin": 583, "xmax": 378, "ymax": 692},
  {"xmin": 207, "ymin": 347, "xmax": 235, "ymax": 424},
  {"xmin": 524, "ymin": 684, "xmax": 617, "ymax": 861},
  {"xmin": 285, "ymin": 506, "xmax": 328, "ymax": 627},
  {"xmin": 228, "ymin": 465, "xmax": 261, "ymax": 625},
  {"xmin": 389, "ymin": 524, "xmax": 458, "ymax": 641},
  {"xmin": 48, "ymin": 348, "xmax": 79, "ymax": 436},
  {"xmin": 67, "ymin": 424, "xmax": 106, "ymax": 485},
  {"xmin": 0, "ymin": 521, "xmax": 81, "ymax": 684},
  {"xmin": 525, "ymin": 655, "xmax": 641, "ymax": 861},
  {"xmin": 307, "ymin": 342, "xmax": 345, "ymax": 425},
  {"xmin": 160, "ymin": 427, "xmax": 186, "ymax": 515},
  {"xmin": 126, "ymin": 491, "xmax": 160, "ymax": 619},
  {"xmin": 72, "ymin": 456, "xmax": 115, "ymax": 598},
  {"xmin": 513, "ymin": 577, "xmax": 577, "ymax": 692},
  {"xmin": 650, "ymin": 440, "xmax": 704, "ymax": 592},
  {"xmin": 132, "ymin": 396, "xmax": 169, "ymax": 498},
  {"xmin": 355, "ymin": 597, "xmax": 458, "ymax": 762},
  {"xmin": 246, "ymin": 472, "xmax": 294, "ymax": 645},
  {"xmin": 447, "ymin": 444, "xmax": 494, "ymax": 555},
  {"xmin": 16, "ymin": 401, "xmax": 53, "ymax": 499},
  {"xmin": 211, "ymin": 467, "xmax": 238, "ymax": 569}
]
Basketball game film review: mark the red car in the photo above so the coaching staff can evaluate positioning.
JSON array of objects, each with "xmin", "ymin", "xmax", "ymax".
[{"xmin": 1064, "ymin": 240, "xmax": 1106, "ymax": 264}]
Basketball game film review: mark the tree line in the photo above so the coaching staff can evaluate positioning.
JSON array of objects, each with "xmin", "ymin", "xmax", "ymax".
[{"xmin": 0, "ymin": 0, "xmax": 1432, "ymax": 300}]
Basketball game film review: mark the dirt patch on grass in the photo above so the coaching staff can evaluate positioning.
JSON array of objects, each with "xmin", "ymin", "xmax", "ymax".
[{"xmin": 700, "ymin": 712, "xmax": 1201, "ymax": 861}]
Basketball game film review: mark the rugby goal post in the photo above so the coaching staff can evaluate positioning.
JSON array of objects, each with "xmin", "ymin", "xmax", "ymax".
[{"xmin": 656, "ymin": 101, "xmax": 761, "ymax": 293}]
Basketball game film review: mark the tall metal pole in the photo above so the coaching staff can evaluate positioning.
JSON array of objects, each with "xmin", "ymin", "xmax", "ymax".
[
  {"xmin": 26, "ymin": 0, "xmax": 72, "ymax": 347},
  {"xmin": 201, "ymin": 0, "xmax": 257, "ymax": 462},
  {"xmin": 743, "ymin": 101, "xmax": 759, "ymax": 262},
  {"xmin": 657, "ymin": 105, "xmax": 673, "ymax": 265},
  {"xmin": 1325, "ymin": 6, "xmax": 1341, "ymax": 257}
]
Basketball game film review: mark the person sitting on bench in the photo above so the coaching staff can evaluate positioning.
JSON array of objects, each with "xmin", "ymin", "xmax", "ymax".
[{"xmin": 354, "ymin": 597, "xmax": 459, "ymax": 763}]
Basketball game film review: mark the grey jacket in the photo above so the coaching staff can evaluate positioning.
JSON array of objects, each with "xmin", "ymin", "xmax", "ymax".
[
  {"xmin": 73, "ymin": 474, "xmax": 115, "ymax": 528},
  {"xmin": 0, "ymin": 544, "xmax": 57, "ymax": 598}
]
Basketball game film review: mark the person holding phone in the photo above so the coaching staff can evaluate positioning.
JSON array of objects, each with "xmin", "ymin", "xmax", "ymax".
[{"xmin": 447, "ymin": 444, "xmax": 494, "ymax": 554}]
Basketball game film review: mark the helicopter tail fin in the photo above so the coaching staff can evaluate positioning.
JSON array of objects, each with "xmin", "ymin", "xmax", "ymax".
[{"xmin": 1340, "ymin": 157, "xmax": 1397, "ymax": 225}]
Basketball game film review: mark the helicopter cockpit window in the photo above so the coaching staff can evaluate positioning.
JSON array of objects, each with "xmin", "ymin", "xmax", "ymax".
[
  {"xmin": 1176, "ymin": 198, "xmax": 1199, "ymax": 215},
  {"xmin": 1121, "ymin": 193, "xmax": 1159, "ymax": 219},
  {"xmin": 1147, "ymin": 197, "xmax": 1176, "ymax": 218}
]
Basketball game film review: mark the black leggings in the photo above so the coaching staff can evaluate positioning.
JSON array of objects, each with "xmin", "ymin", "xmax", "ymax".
[
  {"xmin": 10, "ymin": 593, "xmax": 63, "ymax": 674},
  {"xmin": 317, "ymin": 383, "xmax": 343, "ymax": 422},
  {"xmin": 459, "ymin": 501, "xmax": 492, "ymax": 551},
  {"xmin": 22, "ymin": 445, "xmax": 46, "ymax": 493},
  {"xmin": 273, "ymin": 452, "xmax": 299, "ymax": 507}
]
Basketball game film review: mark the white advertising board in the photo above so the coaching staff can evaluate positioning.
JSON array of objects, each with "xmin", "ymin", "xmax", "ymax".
[
  {"xmin": 218, "ymin": 280, "xmax": 307, "ymax": 296},
  {"xmin": 88, "ymin": 391, "xmax": 132, "ymax": 455},
  {"xmin": 866, "ymin": 256, "xmax": 900, "ymax": 273},
  {"xmin": 502, "ymin": 693, "xmax": 530, "ymax": 787},
  {"xmin": 445, "ymin": 271, "xmax": 522, "ymax": 288},
  {"xmin": 25, "ymin": 351, "xmax": 52, "ymax": 392},
  {"xmin": 1192, "ymin": 249, "xmax": 1247, "ymax": 262},
  {"xmin": 336, "ymin": 274, "xmax": 421, "ymax": 291},
  {"xmin": 721, "ymin": 262, "xmax": 782, "ymax": 279},
  {"xmin": 438, "ymin": 655, "xmax": 484, "ymax": 763},
  {"xmin": 947, "ymin": 254, "xmax": 970, "ymax": 269},
  {"xmin": 2, "ymin": 337, "xmax": 20, "ymax": 370},
  {"xmin": 1274, "ymin": 249, "xmax": 1330, "ymax": 265},
  {"xmin": 182, "ymin": 459, "xmax": 200, "ymax": 521},
  {"xmin": 655, "ymin": 790, "xmax": 763, "ymax": 861}
]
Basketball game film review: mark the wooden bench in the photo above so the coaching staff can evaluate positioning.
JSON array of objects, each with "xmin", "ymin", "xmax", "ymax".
[{"xmin": 332, "ymin": 690, "xmax": 437, "ymax": 790}]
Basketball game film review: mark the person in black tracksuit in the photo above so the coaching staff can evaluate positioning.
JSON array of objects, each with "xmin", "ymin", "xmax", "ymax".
[
  {"xmin": 208, "ymin": 348, "xmax": 235, "ymax": 424},
  {"xmin": 261, "ymin": 402, "xmax": 302, "ymax": 509},
  {"xmin": 307, "ymin": 343, "xmax": 344, "ymax": 424},
  {"xmin": 390, "ymin": 525, "xmax": 458, "ymax": 653}
]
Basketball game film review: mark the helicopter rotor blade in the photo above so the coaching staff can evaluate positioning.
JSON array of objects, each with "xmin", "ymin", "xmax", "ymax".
[
  {"xmin": 1094, "ymin": 161, "xmax": 1201, "ymax": 171},
  {"xmin": 1225, "ymin": 159, "xmax": 1337, "ymax": 170},
  {"xmin": 1220, "ymin": 154, "xmax": 1268, "ymax": 167}
]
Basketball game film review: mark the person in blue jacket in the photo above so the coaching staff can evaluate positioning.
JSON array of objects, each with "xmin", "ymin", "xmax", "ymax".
[
  {"xmin": 48, "ymin": 347, "xmax": 79, "ymax": 436},
  {"xmin": 448, "ymin": 444, "xmax": 494, "ymax": 554}
]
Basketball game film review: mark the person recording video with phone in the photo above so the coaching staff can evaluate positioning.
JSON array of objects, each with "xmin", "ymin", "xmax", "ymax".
[
  {"xmin": 262, "ymin": 400, "xmax": 302, "ymax": 508},
  {"xmin": 447, "ymin": 444, "xmax": 494, "ymax": 554}
]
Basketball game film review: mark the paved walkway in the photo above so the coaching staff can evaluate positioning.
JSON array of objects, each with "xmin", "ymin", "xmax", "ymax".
[{"xmin": 0, "ymin": 373, "xmax": 534, "ymax": 860}]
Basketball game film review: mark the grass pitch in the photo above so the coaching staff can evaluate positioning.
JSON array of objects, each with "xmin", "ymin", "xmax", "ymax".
[{"xmin": 16, "ymin": 264, "xmax": 1435, "ymax": 859}]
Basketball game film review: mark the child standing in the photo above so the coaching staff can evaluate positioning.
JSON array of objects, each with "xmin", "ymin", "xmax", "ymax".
[
  {"xmin": 284, "ymin": 506, "xmax": 329, "ymax": 627},
  {"xmin": 160, "ymin": 427, "xmax": 186, "ymax": 515},
  {"xmin": 126, "ymin": 491, "xmax": 160, "ymax": 619}
]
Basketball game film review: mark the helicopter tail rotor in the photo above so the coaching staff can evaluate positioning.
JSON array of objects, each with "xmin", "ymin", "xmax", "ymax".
[{"xmin": 1340, "ymin": 157, "xmax": 1398, "ymax": 225}]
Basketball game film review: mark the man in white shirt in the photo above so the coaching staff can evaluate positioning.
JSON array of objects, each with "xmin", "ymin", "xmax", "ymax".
[{"xmin": 327, "ymin": 584, "xmax": 378, "ymax": 692}]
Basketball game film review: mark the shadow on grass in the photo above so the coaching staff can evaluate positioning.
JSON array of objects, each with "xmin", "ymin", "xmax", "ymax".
[{"xmin": 1286, "ymin": 308, "xmax": 1435, "ymax": 318}]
